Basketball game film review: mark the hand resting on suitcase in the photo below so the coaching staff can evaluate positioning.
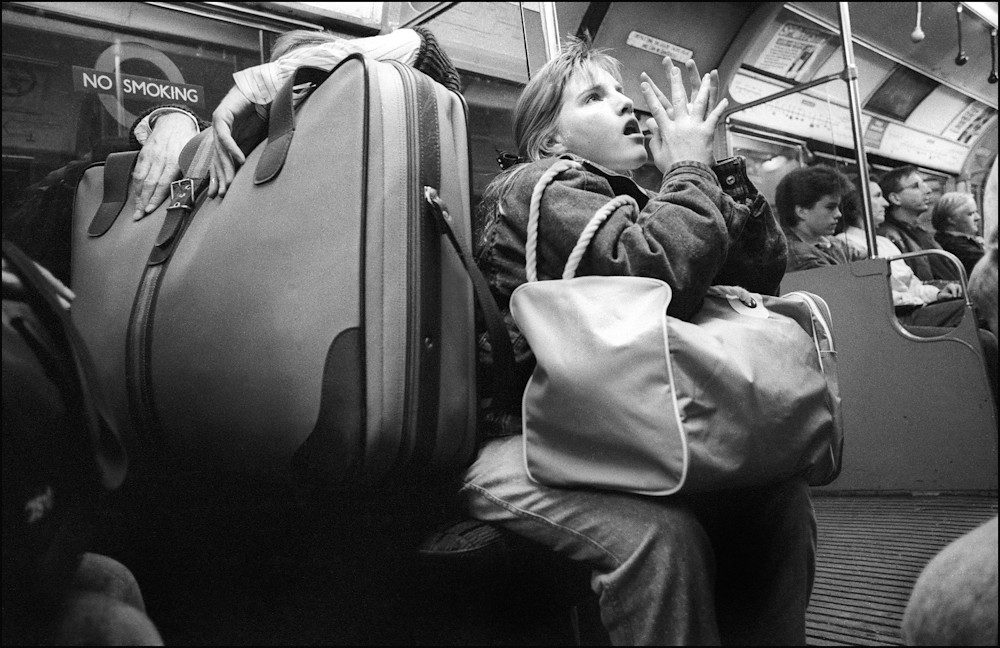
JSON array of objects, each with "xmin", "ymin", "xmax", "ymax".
[
  {"xmin": 207, "ymin": 86, "xmax": 254, "ymax": 199},
  {"xmin": 131, "ymin": 112, "xmax": 200, "ymax": 221}
]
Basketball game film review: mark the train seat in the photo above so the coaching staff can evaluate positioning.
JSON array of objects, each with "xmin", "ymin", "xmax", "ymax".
[{"xmin": 781, "ymin": 255, "xmax": 998, "ymax": 492}]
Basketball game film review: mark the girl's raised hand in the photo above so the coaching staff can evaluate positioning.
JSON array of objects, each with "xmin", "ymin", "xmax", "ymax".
[{"xmin": 640, "ymin": 57, "xmax": 728, "ymax": 173}]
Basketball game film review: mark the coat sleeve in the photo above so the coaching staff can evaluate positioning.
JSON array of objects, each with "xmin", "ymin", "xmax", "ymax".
[{"xmin": 504, "ymin": 159, "xmax": 729, "ymax": 320}]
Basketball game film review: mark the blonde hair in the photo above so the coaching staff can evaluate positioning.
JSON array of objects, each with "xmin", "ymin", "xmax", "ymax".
[
  {"xmin": 931, "ymin": 192, "xmax": 976, "ymax": 231},
  {"xmin": 476, "ymin": 36, "xmax": 623, "ymax": 250}
]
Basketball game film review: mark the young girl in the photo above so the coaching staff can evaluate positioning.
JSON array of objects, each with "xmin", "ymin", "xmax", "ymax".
[{"xmin": 464, "ymin": 36, "xmax": 815, "ymax": 644}]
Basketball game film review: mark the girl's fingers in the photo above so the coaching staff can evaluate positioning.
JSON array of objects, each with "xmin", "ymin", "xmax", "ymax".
[
  {"xmin": 691, "ymin": 73, "xmax": 711, "ymax": 118},
  {"xmin": 640, "ymin": 80, "xmax": 671, "ymax": 135},
  {"xmin": 662, "ymin": 56, "xmax": 674, "ymax": 83},
  {"xmin": 669, "ymin": 64, "xmax": 689, "ymax": 116},
  {"xmin": 644, "ymin": 117, "xmax": 662, "ymax": 156},
  {"xmin": 639, "ymin": 72, "xmax": 671, "ymax": 114},
  {"xmin": 685, "ymin": 59, "xmax": 702, "ymax": 99},
  {"xmin": 708, "ymin": 70, "xmax": 720, "ymax": 115},
  {"xmin": 705, "ymin": 97, "xmax": 730, "ymax": 130}
]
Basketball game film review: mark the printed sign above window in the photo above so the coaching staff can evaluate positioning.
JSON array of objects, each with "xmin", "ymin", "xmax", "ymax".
[{"xmin": 754, "ymin": 21, "xmax": 836, "ymax": 82}]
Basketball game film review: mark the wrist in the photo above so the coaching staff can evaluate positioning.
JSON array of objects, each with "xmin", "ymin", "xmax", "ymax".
[{"xmin": 152, "ymin": 111, "xmax": 200, "ymax": 134}]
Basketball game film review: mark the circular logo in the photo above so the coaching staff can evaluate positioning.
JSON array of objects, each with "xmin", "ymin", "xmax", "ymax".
[{"xmin": 94, "ymin": 42, "xmax": 185, "ymax": 128}]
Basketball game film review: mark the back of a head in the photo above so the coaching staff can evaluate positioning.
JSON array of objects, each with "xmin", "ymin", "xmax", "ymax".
[
  {"xmin": 839, "ymin": 188, "xmax": 864, "ymax": 229},
  {"xmin": 774, "ymin": 165, "xmax": 850, "ymax": 229}
]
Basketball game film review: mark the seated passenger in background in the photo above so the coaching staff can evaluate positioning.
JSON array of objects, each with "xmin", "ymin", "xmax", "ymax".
[
  {"xmin": 901, "ymin": 226, "xmax": 998, "ymax": 646},
  {"xmin": 877, "ymin": 166, "xmax": 961, "ymax": 283},
  {"xmin": 932, "ymin": 192, "xmax": 985, "ymax": 277},
  {"xmin": 835, "ymin": 182, "xmax": 965, "ymax": 328},
  {"xmin": 776, "ymin": 165, "xmax": 864, "ymax": 272}
]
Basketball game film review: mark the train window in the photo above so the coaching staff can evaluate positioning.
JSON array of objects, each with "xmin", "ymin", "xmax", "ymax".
[
  {"xmin": 401, "ymin": 2, "xmax": 543, "ymax": 223},
  {"xmin": 728, "ymin": 129, "xmax": 808, "ymax": 208},
  {"xmin": 1, "ymin": 2, "xmax": 275, "ymax": 215}
]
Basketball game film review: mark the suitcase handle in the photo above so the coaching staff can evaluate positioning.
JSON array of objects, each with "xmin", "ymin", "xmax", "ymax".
[
  {"xmin": 254, "ymin": 55, "xmax": 367, "ymax": 186},
  {"xmin": 87, "ymin": 151, "xmax": 140, "ymax": 237},
  {"xmin": 424, "ymin": 187, "xmax": 517, "ymax": 411}
]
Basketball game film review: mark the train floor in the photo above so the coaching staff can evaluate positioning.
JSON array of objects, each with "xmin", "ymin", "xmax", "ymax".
[
  {"xmin": 90, "ymin": 473, "xmax": 997, "ymax": 646},
  {"xmin": 806, "ymin": 493, "xmax": 997, "ymax": 647}
]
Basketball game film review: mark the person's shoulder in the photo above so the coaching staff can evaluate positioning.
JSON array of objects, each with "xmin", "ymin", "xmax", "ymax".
[
  {"xmin": 878, "ymin": 219, "xmax": 904, "ymax": 239},
  {"xmin": 832, "ymin": 235, "xmax": 865, "ymax": 260},
  {"xmin": 507, "ymin": 155, "xmax": 607, "ymax": 193}
]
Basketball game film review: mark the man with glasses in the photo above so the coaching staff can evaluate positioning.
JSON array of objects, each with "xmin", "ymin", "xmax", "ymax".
[{"xmin": 878, "ymin": 166, "xmax": 962, "ymax": 283}]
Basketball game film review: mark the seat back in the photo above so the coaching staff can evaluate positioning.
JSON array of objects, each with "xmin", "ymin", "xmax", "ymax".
[{"xmin": 782, "ymin": 258, "xmax": 997, "ymax": 492}]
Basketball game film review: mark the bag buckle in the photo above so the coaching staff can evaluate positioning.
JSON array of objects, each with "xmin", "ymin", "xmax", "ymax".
[{"xmin": 168, "ymin": 178, "xmax": 196, "ymax": 212}]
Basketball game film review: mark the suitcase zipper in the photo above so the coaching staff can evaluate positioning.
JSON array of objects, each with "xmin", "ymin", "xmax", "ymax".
[
  {"xmin": 125, "ymin": 178, "xmax": 206, "ymax": 462},
  {"xmin": 395, "ymin": 64, "xmax": 442, "ymax": 469}
]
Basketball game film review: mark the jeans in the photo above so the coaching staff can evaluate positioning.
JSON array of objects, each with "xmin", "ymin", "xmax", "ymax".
[{"xmin": 460, "ymin": 435, "xmax": 817, "ymax": 645}]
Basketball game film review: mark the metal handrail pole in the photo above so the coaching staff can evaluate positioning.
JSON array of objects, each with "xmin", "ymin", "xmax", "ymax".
[
  {"xmin": 838, "ymin": 2, "xmax": 877, "ymax": 259},
  {"xmin": 721, "ymin": 72, "xmax": 845, "ymax": 121},
  {"xmin": 539, "ymin": 2, "xmax": 562, "ymax": 62}
]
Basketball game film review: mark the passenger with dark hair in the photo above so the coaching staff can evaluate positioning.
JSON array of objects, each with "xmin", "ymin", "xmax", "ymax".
[
  {"xmin": 775, "ymin": 165, "xmax": 864, "ymax": 271},
  {"xmin": 877, "ymin": 165, "xmax": 961, "ymax": 282},
  {"xmin": 932, "ymin": 192, "xmax": 985, "ymax": 277},
  {"xmin": 466, "ymin": 36, "xmax": 814, "ymax": 645}
]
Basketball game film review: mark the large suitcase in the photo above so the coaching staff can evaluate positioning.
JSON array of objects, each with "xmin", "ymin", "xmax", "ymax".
[{"xmin": 70, "ymin": 54, "xmax": 500, "ymax": 487}]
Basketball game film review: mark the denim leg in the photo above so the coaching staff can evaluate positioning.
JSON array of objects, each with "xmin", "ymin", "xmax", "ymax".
[
  {"xmin": 460, "ymin": 435, "xmax": 723, "ymax": 645},
  {"xmin": 460, "ymin": 436, "xmax": 817, "ymax": 646},
  {"xmin": 699, "ymin": 479, "xmax": 817, "ymax": 645}
]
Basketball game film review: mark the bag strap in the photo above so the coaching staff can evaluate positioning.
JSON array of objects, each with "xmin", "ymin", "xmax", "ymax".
[
  {"xmin": 525, "ymin": 159, "xmax": 638, "ymax": 281},
  {"xmin": 781, "ymin": 291, "xmax": 835, "ymax": 367},
  {"xmin": 563, "ymin": 195, "xmax": 639, "ymax": 279},
  {"xmin": 424, "ymin": 188, "xmax": 517, "ymax": 410}
]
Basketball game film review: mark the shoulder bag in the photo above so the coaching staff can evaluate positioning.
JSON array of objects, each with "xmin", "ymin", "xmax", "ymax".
[{"xmin": 510, "ymin": 160, "xmax": 843, "ymax": 495}]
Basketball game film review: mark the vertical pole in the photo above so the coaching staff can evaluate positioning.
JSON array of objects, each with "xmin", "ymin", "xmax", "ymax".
[
  {"xmin": 837, "ymin": 2, "xmax": 877, "ymax": 258},
  {"xmin": 113, "ymin": 39, "xmax": 126, "ymax": 137},
  {"xmin": 539, "ymin": 2, "xmax": 562, "ymax": 62}
]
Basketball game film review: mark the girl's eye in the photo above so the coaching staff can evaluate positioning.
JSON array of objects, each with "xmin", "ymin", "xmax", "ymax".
[{"xmin": 584, "ymin": 93, "xmax": 601, "ymax": 103}]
